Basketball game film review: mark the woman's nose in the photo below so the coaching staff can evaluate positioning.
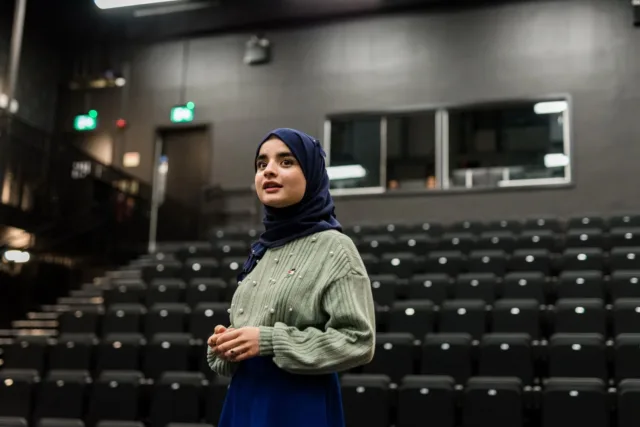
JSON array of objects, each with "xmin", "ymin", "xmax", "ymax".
[{"xmin": 263, "ymin": 162, "xmax": 277, "ymax": 176}]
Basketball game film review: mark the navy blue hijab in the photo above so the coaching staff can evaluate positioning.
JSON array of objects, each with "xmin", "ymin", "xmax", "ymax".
[{"xmin": 238, "ymin": 128, "xmax": 342, "ymax": 281}]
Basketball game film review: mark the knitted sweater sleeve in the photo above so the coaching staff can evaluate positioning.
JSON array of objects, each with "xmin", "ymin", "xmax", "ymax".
[
  {"xmin": 206, "ymin": 345, "xmax": 238, "ymax": 377},
  {"xmin": 258, "ymin": 270, "xmax": 376, "ymax": 375}
]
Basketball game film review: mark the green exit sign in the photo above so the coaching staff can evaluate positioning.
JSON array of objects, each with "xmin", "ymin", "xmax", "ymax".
[
  {"xmin": 74, "ymin": 110, "xmax": 98, "ymax": 131},
  {"xmin": 170, "ymin": 102, "xmax": 195, "ymax": 123}
]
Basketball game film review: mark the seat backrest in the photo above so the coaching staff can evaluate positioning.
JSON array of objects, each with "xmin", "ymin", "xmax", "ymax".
[
  {"xmin": 364, "ymin": 333, "xmax": 414, "ymax": 383},
  {"xmin": 422, "ymin": 333, "xmax": 473, "ymax": 384},
  {"xmin": 150, "ymin": 372, "xmax": 205, "ymax": 427},
  {"xmin": 478, "ymin": 333, "xmax": 533, "ymax": 384},
  {"xmin": 0, "ymin": 369, "xmax": 39, "ymax": 419},
  {"xmin": 543, "ymin": 378, "xmax": 608, "ymax": 427},
  {"xmin": 398, "ymin": 375, "xmax": 455, "ymax": 427},
  {"xmin": 548, "ymin": 333, "xmax": 607, "ymax": 380},
  {"xmin": 618, "ymin": 379, "xmax": 640, "ymax": 427},
  {"xmin": 341, "ymin": 374, "xmax": 391, "ymax": 427}
]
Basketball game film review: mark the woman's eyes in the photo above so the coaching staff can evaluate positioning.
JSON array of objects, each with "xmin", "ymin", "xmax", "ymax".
[{"xmin": 257, "ymin": 158, "xmax": 295, "ymax": 169}]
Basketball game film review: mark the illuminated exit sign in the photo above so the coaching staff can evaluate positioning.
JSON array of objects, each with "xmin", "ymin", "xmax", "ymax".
[
  {"xmin": 74, "ymin": 110, "xmax": 98, "ymax": 131},
  {"xmin": 170, "ymin": 102, "xmax": 195, "ymax": 123}
]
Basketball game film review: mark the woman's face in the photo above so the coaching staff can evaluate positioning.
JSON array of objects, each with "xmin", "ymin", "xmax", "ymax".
[{"xmin": 255, "ymin": 137, "xmax": 307, "ymax": 208}]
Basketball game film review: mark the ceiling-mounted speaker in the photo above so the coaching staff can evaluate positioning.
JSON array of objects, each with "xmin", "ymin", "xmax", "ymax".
[
  {"xmin": 244, "ymin": 35, "xmax": 271, "ymax": 66},
  {"xmin": 634, "ymin": 0, "xmax": 640, "ymax": 26}
]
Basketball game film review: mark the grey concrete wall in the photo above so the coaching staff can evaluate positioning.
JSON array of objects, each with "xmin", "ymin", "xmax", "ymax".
[{"xmin": 57, "ymin": 0, "xmax": 640, "ymax": 224}]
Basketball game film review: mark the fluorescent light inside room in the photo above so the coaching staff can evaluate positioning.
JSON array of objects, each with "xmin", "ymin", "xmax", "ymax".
[
  {"xmin": 544, "ymin": 153, "xmax": 570, "ymax": 168},
  {"xmin": 534, "ymin": 101, "xmax": 568, "ymax": 115},
  {"xmin": 326, "ymin": 165, "xmax": 367, "ymax": 181}
]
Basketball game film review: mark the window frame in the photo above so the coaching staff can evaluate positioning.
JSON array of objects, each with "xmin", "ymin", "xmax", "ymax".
[
  {"xmin": 322, "ymin": 115, "xmax": 388, "ymax": 196},
  {"xmin": 324, "ymin": 95, "xmax": 573, "ymax": 196}
]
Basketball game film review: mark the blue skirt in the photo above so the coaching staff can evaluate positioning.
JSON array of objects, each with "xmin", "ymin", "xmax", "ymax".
[{"xmin": 218, "ymin": 357, "xmax": 345, "ymax": 427}]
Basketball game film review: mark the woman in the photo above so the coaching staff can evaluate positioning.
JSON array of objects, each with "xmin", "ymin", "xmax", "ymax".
[{"xmin": 207, "ymin": 128, "xmax": 376, "ymax": 427}]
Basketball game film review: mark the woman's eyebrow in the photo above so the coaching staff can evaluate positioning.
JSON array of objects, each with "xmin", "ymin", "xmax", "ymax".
[{"xmin": 256, "ymin": 152, "xmax": 294, "ymax": 162}]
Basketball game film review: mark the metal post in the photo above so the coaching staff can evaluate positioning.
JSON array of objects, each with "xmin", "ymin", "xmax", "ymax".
[
  {"xmin": 562, "ymin": 105, "xmax": 572, "ymax": 184},
  {"xmin": 440, "ymin": 109, "xmax": 451, "ymax": 189},
  {"xmin": 379, "ymin": 117, "xmax": 388, "ymax": 188},
  {"xmin": 323, "ymin": 119, "xmax": 332, "ymax": 164},
  {"xmin": 5, "ymin": 0, "xmax": 27, "ymax": 111},
  {"xmin": 435, "ymin": 110, "xmax": 443, "ymax": 189},
  {"xmin": 148, "ymin": 136, "xmax": 163, "ymax": 254}
]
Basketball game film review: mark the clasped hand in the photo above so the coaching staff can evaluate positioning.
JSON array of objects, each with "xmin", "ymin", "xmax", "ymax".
[{"xmin": 207, "ymin": 324, "xmax": 260, "ymax": 362}]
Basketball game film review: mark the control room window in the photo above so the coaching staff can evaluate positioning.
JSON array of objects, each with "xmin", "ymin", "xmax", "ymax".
[
  {"xmin": 326, "ymin": 116, "xmax": 382, "ymax": 191},
  {"xmin": 446, "ymin": 99, "xmax": 570, "ymax": 189},
  {"xmin": 386, "ymin": 111, "xmax": 437, "ymax": 191}
]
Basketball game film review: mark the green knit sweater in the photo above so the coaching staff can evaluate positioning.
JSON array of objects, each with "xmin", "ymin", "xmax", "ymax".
[{"xmin": 207, "ymin": 230, "xmax": 376, "ymax": 377}]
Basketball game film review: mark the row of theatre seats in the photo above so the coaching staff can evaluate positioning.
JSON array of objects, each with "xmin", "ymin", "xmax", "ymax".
[
  {"xmin": 132, "ymin": 245, "xmax": 640, "ymax": 280},
  {"xmin": 163, "ymin": 227, "xmax": 640, "ymax": 259},
  {"xmin": 209, "ymin": 215, "xmax": 640, "ymax": 239},
  {"xmin": 3, "ymin": 215, "xmax": 640, "ymax": 427},
  {"xmin": 20, "ymin": 296, "xmax": 640, "ymax": 348},
  {"xmin": 155, "ymin": 215, "xmax": 640, "ymax": 270},
  {"xmin": 119, "ymin": 257, "xmax": 640, "ymax": 304},
  {"xmin": 3, "ymin": 329, "xmax": 640, "ymax": 384},
  {"xmin": 29, "ymin": 295, "xmax": 640, "ymax": 340},
  {"xmin": 2, "ymin": 368, "xmax": 640, "ymax": 427}
]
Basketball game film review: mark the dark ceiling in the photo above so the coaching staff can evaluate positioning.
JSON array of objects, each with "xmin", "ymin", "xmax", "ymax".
[{"xmin": 24, "ymin": 0, "xmax": 527, "ymax": 43}]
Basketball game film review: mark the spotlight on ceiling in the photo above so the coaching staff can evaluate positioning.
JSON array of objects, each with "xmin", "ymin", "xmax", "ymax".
[{"xmin": 94, "ymin": 0, "xmax": 185, "ymax": 10}]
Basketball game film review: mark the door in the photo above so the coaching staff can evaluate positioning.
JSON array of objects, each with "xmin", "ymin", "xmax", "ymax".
[{"xmin": 156, "ymin": 126, "xmax": 211, "ymax": 240}]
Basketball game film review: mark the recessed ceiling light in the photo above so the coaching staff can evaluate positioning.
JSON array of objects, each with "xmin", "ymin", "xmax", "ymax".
[{"xmin": 94, "ymin": 0, "xmax": 183, "ymax": 10}]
